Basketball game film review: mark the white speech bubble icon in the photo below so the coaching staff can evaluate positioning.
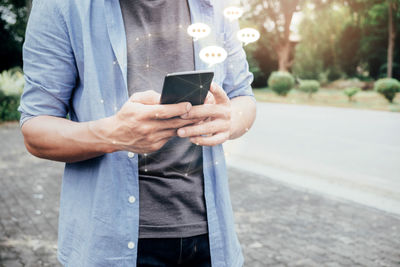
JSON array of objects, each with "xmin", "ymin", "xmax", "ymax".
[
  {"xmin": 223, "ymin": 6, "xmax": 244, "ymax": 22},
  {"xmin": 199, "ymin": 46, "xmax": 228, "ymax": 68},
  {"xmin": 187, "ymin": 23, "xmax": 211, "ymax": 41},
  {"xmin": 237, "ymin": 28, "xmax": 260, "ymax": 46}
]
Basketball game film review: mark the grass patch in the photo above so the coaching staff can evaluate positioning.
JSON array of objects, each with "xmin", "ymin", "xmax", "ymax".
[{"xmin": 254, "ymin": 87, "xmax": 400, "ymax": 112}]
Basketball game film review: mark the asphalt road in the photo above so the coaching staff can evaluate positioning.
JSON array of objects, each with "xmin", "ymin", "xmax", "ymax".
[{"xmin": 224, "ymin": 103, "xmax": 400, "ymax": 215}]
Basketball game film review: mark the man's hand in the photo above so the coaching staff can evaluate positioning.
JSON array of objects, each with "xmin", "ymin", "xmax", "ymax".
[
  {"xmin": 177, "ymin": 83, "xmax": 232, "ymax": 146},
  {"xmin": 21, "ymin": 87, "xmax": 254, "ymax": 163},
  {"xmin": 97, "ymin": 90, "xmax": 198, "ymax": 154}
]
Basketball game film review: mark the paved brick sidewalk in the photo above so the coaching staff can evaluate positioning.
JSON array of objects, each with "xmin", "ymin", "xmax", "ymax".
[{"xmin": 1, "ymin": 122, "xmax": 400, "ymax": 266}]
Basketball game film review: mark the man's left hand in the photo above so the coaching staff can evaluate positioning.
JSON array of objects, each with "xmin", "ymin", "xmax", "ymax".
[{"xmin": 177, "ymin": 83, "xmax": 232, "ymax": 146}]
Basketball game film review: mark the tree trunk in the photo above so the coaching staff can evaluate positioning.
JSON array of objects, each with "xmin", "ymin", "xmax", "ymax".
[
  {"xmin": 277, "ymin": 42, "xmax": 291, "ymax": 72},
  {"xmin": 276, "ymin": 0, "xmax": 298, "ymax": 72},
  {"xmin": 387, "ymin": 0, "xmax": 395, "ymax": 78}
]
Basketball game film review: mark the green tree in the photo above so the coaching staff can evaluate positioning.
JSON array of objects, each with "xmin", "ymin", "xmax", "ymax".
[
  {"xmin": 292, "ymin": 2, "xmax": 350, "ymax": 81},
  {"xmin": 387, "ymin": 0, "xmax": 399, "ymax": 78},
  {"xmin": 0, "ymin": 0, "xmax": 30, "ymax": 71},
  {"xmin": 357, "ymin": 0, "xmax": 400, "ymax": 79},
  {"xmin": 291, "ymin": 0, "xmax": 400, "ymax": 80},
  {"xmin": 243, "ymin": 0, "xmax": 303, "ymax": 72}
]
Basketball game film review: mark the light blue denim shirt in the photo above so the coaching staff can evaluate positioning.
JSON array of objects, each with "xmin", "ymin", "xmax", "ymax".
[{"xmin": 19, "ymin": 0, "xmax": 254, "ymax": 266}]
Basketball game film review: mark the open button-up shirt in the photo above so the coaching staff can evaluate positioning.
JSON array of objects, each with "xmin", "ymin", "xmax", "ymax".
[{"xmin": 19, "ymin": 0, "xmax": 254, "ymax": 266}]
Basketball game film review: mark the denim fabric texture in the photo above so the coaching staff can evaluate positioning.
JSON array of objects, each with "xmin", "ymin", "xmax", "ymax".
[
  {"xmin": 19, "ymin": 0, "xmax": 254, "ymax": 266},
  {"xmin": 137, "ymin": 233, "xmax": 211, "ymax": 267}
]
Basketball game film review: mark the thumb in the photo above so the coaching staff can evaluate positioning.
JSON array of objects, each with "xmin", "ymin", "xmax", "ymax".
[
  {"xmin": 129, "ymin": 90, "xmax": 161, "ymax": 105},
  {"xmin": 209, "ymin": 82, "xmax": 229, "ymax": 104},
  {"xmin": 204, "ymin": 91, "xmax": 216, "ymax": 104}
]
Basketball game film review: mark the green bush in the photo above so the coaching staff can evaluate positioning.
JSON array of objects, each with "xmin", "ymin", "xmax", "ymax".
[
  {"xmin": 250, "ymin": 65, "xmax": 268, "ymax": 88},
  {"xmin": 327, "ymin": 66, "xmax": 343, "ymax": 82},
  {"xmin": 343, "ymin": 87, "xmax": 361, "ymax": 102},
  {"xmin": 374, "ymin": 78, "xmax": 400, "ymax": 103},
  {"xmin": 0, "ymin": 68, "xmax": 25, "ymax": 122},
  {"xmin": 267, "ymin": 71, "xmax": 295, "ymax": 96},
  {"xmin": 298, "ymin": 80, "xmax": 320, "ymax": 98}
]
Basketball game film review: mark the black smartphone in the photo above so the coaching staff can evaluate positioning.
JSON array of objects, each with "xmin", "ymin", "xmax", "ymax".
[{"xmin": 160, "ymin": 70, "xmax": 214, "ymax": 105}]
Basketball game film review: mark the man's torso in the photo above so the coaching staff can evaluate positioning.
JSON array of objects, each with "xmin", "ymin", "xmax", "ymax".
[{"xmin": 119, "ymin": 0, "xmax": 208, "ymax": 239}]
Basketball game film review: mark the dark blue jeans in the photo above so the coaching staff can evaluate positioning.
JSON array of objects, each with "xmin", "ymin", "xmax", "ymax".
[{"xmin": 136, "ymin": 233, "xmax": 212, "ymax": 267}]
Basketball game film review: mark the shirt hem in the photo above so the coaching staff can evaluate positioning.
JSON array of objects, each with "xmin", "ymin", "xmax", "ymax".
[
  {"xmin": 57, "ymin": 251, "xmax": 67, "ymax": 267},
  {"xmin": 232, "ymin": 249, "xmax": 244, "ymax": 267},
  {"xmin": 139, "ymin": 221, "xmax": 208, "ymax": 238}
]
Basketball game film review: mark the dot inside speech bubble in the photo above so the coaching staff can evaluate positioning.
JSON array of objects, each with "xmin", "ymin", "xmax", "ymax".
[
  {"xmin": 187, "ymin": 23, "xmax": 211, "ymax": 41},
  {"xmin": 199, "ymin": 46, "xmax": 228, "ymax": 68},
  {"xmin": 237, "ymin": 28, "xmax": 260, "ymax": 46},
  {"xmin": 223, "ymin": 6, "xmax": 244, "ymax": 22}
]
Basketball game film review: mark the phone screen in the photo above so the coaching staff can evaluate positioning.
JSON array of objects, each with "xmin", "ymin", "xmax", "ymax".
[{"xmin": 160, "ymin": 70, "xmax": 214, "ymax": 105}]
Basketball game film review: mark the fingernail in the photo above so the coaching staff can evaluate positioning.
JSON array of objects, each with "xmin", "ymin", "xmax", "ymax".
[
  {"xmin": 211, "ymin": 83, "xmax": 216, "ymax": 91},
  {"xmin": 178, "ymin": 129, "xmax": 185, "ymax": 136},
  {"xmin": 186, "ymin": 103, "xmax": 192, "ymax": 111},
  {"xmin": 181, "ymin": 113, "xmax": 189, "ymax": 119}
]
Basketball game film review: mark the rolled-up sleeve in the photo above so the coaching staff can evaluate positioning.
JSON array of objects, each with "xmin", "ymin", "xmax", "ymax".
[
  {"xmin": 222, "ymin": 17, "xmax": 255, "ymax": 101},
  {"xmin": 18, "ymin": 0, "xmax": 77, "ymax": 127}
]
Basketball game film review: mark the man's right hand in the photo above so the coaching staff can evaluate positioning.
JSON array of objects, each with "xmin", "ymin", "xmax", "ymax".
[
  {"xmin": 98, "ymin": 90, "xmax": 196, "ymax": 154},
  {"xmin": 22, "ymin": 90, "xmax": 195, "ymax": 163}
]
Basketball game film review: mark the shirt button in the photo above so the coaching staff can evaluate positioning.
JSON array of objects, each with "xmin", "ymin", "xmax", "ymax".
[
  {"xmin": 128, "ymin": 196, "xmax": 136, "ymax": 203},
  {"xmin": 128, "ymin": 152, "xmax": 135, "ymax": 158},
  {"xmin": 128, "ymin": 242, "xmax": 135, "ymax": 249}
]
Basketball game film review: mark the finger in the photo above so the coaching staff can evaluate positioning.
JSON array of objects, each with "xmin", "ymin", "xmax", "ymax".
[
  {"xmin": 143, "ymin": 102, "xmax": 192, "ymax": 119},
  {"xmin": 142, "ymin": 137, "xmax": 171, "ymax": 153},
  {"xmin": 177, "ymin": 119, "xmax": 230, "ymax": 138},
  {"xmin": 204, "ymin": 91, "xmax": 216, "ymax": 104},
  {"xmin": 149, "ymin": 129, "xmax": 177, "ymax": 142},
  {"xmin": 189, "ymin": 132, "xmax": 230, "ymax": 146},
  {"xmin": 180, "ymin": 104, "xmax": 228, "ymax": 120},
  {"xmin": 130, "ymin": 90, "xmax": 161, "ymax": 104},
  {"xmin": 156, "ymin": 117, "xmax": 201, "ymax": 130},
  {"xmin": 210, "ymin": 82, "xmax": 230, "ymax": 104}
]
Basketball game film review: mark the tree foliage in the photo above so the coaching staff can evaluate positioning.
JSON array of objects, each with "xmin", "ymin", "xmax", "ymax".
[
  {"xmin": 243, "ymin": 0, "xmax": 304, "ymax": 72},
  {"xmin": 243, "ymin": 0, "xmax": 400, "ymax": 86},
  {"xmin": 1, "ymin": 0, "xmax": 399, "ymax": 85},
  {"xmin": 0, "ymin": 0, "xmax": 29, "ymax": 71}
]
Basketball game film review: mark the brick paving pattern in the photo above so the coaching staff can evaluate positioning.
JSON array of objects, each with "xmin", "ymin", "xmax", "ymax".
[{"xmin": 1, "ymin": 122, "xmax": 400, "ymax": 266}]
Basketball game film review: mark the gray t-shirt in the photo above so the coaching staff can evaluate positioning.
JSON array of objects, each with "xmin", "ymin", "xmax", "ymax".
[{"xmin": 119, "ymin": 0, "xmax": 208, "ymax": 238}]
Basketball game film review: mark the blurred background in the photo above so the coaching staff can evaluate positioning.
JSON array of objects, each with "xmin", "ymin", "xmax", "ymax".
[{"xmin": 0, "ymin": 0, "xmax": 399, "ymax": 266}]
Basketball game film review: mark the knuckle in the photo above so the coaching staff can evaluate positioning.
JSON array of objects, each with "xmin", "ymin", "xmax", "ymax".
[
  {"xmin": 225, "ymin": 109, "xmax": 231, "ymax": 120},
  {"xmin": 224, "ymin": 121, "xmax": 231, "ymax": 130},
  {"xmin": 168, "ymin": 119, "xmax": 178, "ymax": 127},
  {"xmin": 185, "ymin": 128, "xmax": 193, "ymax": 136},
  {"xmin": 130, "ymin": 93, "xmax": 140, "ymax": 102},
  {"xmin": 211, "ymin": 123, "xmax": 218, "ymax": 132},
  {"xmin": 149, "ymin": 144, "xmax": 159, "ymax": 152},
  {"xmin": 180, "ymin": 104, "xmax": 188, "ymax": 113},
  {"xmin": 168, "ymin": 130, "xmax": 177, "ymax": 137},
  {"xmin": 224, "ymin": 132, "xmax": 230, "ymax": 140},
  {"xmin": 139, "ymin": 124, "xmax": 152, "ymax": 134},
  {"xmin": 156, "ymin": 109, "xmax": 166, "ymax": 118},
  {"xmin": 152, "ymin": 142, "xmax": 163, "ymax": 151},
  {"xmin": 144, "ymin": 133, "xmax": 154, "ymax": 142},
  {"xmin": 210, "ymin": 121, "xmax": 218, "ymax": 130}
]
